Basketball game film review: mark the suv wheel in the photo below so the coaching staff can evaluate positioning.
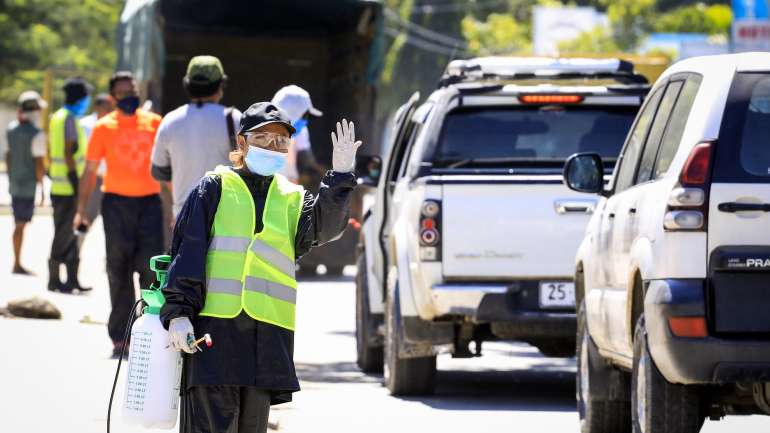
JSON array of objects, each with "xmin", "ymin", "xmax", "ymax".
[
  {"xmin": 632, "ymin": 316, "xmax": 704, "ymax": 433},
  {"xmin": 355, "ymin": 254, "xmax": 384, "ymax": 373},
  {"xmin": 577, "ymin": 300, "xmax": 631, "ymax": 433},
  {"xmin": 384, "ymin": 282, "xmax": 436, "ymax": 396}
]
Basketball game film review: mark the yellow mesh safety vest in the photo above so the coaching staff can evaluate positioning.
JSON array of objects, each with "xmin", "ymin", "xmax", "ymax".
[
  {"xmin": 200, "ymin": 166, "xmax": 305, "ymax": 331},
  {"xmin": 48, "ymin": 108, "xmax": 86, "ymax": 196}
]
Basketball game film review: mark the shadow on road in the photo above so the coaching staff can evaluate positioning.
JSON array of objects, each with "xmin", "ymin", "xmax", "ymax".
[
  {"xmin": 296, "ymin": 359, "xmax": 576, "ymax": 413},
  {"xmin": 296, "ymin": 274, "xmax": 355, "ymax": 283},
  {"xmin": 408, "ymin": 368, "xmax": 576, "ymax": 412},
  {"xmin": 296, "ymin": 361, "xmax": 383, "ymax": 384}
]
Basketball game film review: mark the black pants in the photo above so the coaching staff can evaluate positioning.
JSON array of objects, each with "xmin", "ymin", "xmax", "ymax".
[
  {"xmin": 49, "ymin": 194, "xmax": 78, "ymax": 264},
  {"xmin": 181, "ymin": 386, "xmax": 270, "ymax": 433},
  {"xmin": 102, "ymin": 193, "xmax": 163, "ymax": 342}
]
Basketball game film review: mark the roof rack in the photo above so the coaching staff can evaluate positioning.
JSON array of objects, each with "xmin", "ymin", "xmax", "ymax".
[{"xmin": 438, "ymin": 57, "xmax": 649, "ymax": 88}]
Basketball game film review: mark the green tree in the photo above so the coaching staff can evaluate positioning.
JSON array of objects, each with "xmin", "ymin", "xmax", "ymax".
[
  {"xmin": 0, "ymin": 0, "xmax": 123, "ymax": 105},
  {"xmin": 601, "ymin": 0, "xmax": 657, "ymax": 51},
  {"xmin": 654, "ymin": 4, "xmax": 732, "ymax": 35},
  {"xmin": 461, "ymin": 13, "xmax": 531, "ymax": 55},
  {"xmin": 558, "ymin": 25, "xmax": 620, "ymax": 53}
]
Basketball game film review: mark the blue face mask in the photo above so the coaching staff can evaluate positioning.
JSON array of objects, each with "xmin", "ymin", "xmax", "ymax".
[
  {"xmin": 65, "ymin": 95, "xmax": 91, "ymax": 118},
  {"xmin": 245, "ymin": 146, "xmax": 287, "ymax": 176},
  {"xmin": 291, "ymin": 119, "xmax": 308, "ymax": 137}
]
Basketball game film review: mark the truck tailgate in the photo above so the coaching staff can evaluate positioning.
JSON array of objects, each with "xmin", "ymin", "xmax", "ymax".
[{"xmin": 442, "ymin": 180, "xmax": 596, "ymax": 279}]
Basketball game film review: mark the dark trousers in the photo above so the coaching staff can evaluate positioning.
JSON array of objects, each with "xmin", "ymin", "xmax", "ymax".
[
  {"xmin": 49, "ymin": 194, "xmax": 78, "ymax": 264},
  {"xmin": 181, "ymin": 386, "xmax": 270, "ymax": 433},
  {"xmin": 102, "ymin": 193, "xmax": 163, "ymax": 342}
]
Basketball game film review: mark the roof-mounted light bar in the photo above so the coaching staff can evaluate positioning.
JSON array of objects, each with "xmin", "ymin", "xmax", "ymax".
[{"xmin": 439, "ymin": 57, "xmax": 648, "ymax": 88}]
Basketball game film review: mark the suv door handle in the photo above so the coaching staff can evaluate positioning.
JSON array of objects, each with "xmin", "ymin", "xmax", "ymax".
[
  {"xmin": 608, "ymin": 213, "xmax": 615, "ymax": 218},
  {"xmin": 718, "ymin": 202, "xmax": 770, "ymax": 213},
  {"xmin": 628, "ymin": 208, "xmax": 637, "ymax": 214},
  {"xmin": 554, "ymin": 200, "xmax": 596, "ymax": 214}
]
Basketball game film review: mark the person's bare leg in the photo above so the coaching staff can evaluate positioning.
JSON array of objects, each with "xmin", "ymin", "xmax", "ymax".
[{"xmin": 12, "ymin": 222, "xmax": 31, "ymax": 274}]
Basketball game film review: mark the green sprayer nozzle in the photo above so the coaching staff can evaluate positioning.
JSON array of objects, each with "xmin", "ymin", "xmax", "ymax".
[{"xmin": 142, "ymin": 255, "xmax": 172, "ymax": 315}]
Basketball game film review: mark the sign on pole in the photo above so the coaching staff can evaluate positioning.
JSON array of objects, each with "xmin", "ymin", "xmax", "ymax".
[{"xmin": 733, "ymin": 0, "xmax": 770, "ymax": 51}]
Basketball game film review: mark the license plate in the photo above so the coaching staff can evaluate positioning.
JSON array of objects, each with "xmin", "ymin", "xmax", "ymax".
[{"xmin": 539, "ymin": 282, "xmax": 575, "ymax": 308}]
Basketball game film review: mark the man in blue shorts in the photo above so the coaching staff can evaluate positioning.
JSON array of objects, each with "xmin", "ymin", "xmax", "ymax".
[{"xmin": 5, "ymin": 91, "xmax": 47, "ymax": 274}]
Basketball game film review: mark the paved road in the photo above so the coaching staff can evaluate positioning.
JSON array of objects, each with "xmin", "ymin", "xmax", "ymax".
[{"xmin": 0, "ymin": 215, "xmax": 766, "ymax": 432}]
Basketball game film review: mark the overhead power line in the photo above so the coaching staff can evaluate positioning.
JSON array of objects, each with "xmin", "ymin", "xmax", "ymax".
[
  {"xmin": 383, "ymin": 26, "xmax": 467, "ymax": 57},
  {"xmin": 383, "ymin": 7, "xmax": 469, "ymax": 50}
]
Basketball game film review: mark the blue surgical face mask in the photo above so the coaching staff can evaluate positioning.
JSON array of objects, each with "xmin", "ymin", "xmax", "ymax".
[
  {"xmin": 245, "ymin": 145, "xmax": 287, "ymax": 176},
  {"xmin": 66, "ymin": 95, "xmax": 91, "ymax": 118},
  {"xmin": 291, "ymin": 118, "xmax": 308, "ymax": 137}
]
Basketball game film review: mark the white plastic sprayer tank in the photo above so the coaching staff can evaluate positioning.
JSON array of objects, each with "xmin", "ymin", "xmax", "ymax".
[{"xmin": 122, "ymin": 255, "xmax": 182, "ymax": 429}]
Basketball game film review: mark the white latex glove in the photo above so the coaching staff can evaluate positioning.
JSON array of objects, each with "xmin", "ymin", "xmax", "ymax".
[
  {"xmin": 168, "ymin": 317, "xmax": 197, "ymax": 354},
  {"xmin": 331, "ymin": 119, "xmax": 363, "ymax": 173}
]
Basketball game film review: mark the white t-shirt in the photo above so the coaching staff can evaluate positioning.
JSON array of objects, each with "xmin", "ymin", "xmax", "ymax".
[{"xmin": 151, "ymin": 103, "xmax": 241, "ymax": 216}]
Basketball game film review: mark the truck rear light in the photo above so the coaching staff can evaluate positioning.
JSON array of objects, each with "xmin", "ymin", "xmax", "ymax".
[
  {"xmin": 420, "ymin": 228, "xmax": 440, "ymax": 245},
  {"xmin": 664, "ymin": 210, "xmax": 704, "ymax": 230},
  {"xmin": 679, "ymin": 141, "xmax": 713, "ymax": 186},
  {"xmin": 421, "ymin": 201, "xmax": 440, "ymax": 217},
  {"xmin": 668, "ymin": 316, "xmax": 708, "ymax": 338},
  {"xmin": 664, "ymin": 140, "xmax": 714, "ymax": 232},
  {"xmin": 667, "ymin": 187, "xmax": 705, "ymax": 207},
  {"xmin": 518, "ymin": 94, "xmax": 584, "ymax": 104},
  {"xmin": 420, "ymin": 247, "xmax": 437, "ymax": 261},
  {"xmin": 419, "ymin": 200, "xmax": 441, "ymax": 261}
]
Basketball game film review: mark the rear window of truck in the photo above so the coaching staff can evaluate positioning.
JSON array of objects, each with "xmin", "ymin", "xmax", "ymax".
[
  {"xmin": 431, "ymin": 105, "xmax": 638, "ymax": 169},
  {"xmin": 715, "ymin": 72, "xmax": 770, "ymax": 182}
]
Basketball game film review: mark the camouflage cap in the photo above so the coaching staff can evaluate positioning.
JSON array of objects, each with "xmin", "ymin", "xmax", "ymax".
[{"xmin": 185, "ymin": 55, "xmax": 226, "ymax": 84}]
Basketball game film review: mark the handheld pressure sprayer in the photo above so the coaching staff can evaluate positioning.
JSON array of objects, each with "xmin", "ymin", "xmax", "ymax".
[{"xmin": 107, "ymin": 255, "xmax": 182, "ymax": 432}]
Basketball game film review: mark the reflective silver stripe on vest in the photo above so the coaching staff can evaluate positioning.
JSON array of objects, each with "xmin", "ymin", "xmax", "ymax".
[
  {"xmin": 50, "ymin": 176, "xmax": 70, "ymax": 183},
  {"xmin": 206, "ymin": 278, "xmax": 243, "ymax": 296},
  {"xmin": 250, "ymin": 239, "xmax": 296, "ymax": 278},
  {"xmin": 244, "ymin": 277, "xmax": 296, "ymax": 305},
  {"xmin": 209, "ymin": 236, "xmax": 251, "ymax": 253}
]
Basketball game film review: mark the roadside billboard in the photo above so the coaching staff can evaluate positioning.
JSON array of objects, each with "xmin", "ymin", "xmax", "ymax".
[{"xmin": 732, "ymin": 0, "xmax": 770, "ymax": 52}]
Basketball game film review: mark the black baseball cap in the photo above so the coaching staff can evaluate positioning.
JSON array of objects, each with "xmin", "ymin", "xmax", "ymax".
[{"xmin": 239, "ymin": 102, "xmax": 295, "ymax": 135}]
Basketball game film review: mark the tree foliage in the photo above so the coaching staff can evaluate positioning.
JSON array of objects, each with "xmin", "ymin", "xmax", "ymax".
[
  {"xmin": 653, "ymin": 4, "xmax": 733, "ymax": 35},
  {"xmin": 558, "ymin": 25, "xmax": 620, "ymax": 54},
  {"xmin": 0, "ymin": 0, "xmax": 123, "ymax": 105},
  {"xmin": 462, "ymin": 13, "xmax": 531, "ymax": 55}
]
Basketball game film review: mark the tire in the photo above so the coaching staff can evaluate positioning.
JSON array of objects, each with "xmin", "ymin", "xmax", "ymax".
[
  {"xmin": 355, "ymin": 254, "xmax": 384, "ymax": 373},
  {"xmin": 384, "ymin": 281, "xmax": 436, "ymax": 396},
  {"xmin": 577, "ymin": 300, "xmax": 631, "ymax": 433},
  {"xmin": 632, "ymin": 316, "xmax": 704, "ymax": 433}
]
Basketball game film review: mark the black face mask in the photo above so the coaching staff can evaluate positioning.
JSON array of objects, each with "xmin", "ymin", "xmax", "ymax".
[{"xmin": 116, "ymin": 96, "xmax": 140, "ymax": 115}]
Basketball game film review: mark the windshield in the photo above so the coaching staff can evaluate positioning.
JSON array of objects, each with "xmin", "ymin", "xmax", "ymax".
[{"xmin": 432, "ymin": 105, "xmax": 638, "ymax": 168}]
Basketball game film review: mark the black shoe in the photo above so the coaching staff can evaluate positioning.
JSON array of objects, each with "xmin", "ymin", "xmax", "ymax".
[
  {"xmin": 48, "ymin": 259, "xmax": 63, "ymax": 292},
  {"xmin": 64, "ymin": 260, "xmax": 92, "ymax": 293},
  {"xmin": 12, "ymin": 265, "xmax": 34, "ymax": 276},
  {"xmin": 63, "ymin": 283, "xmax": 92, "ymax": 293}
]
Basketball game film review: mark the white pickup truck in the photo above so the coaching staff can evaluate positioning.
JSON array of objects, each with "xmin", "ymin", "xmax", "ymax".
[{"xmin": 355, "ymin": 57, "xmax": 648, "ymax": 395}]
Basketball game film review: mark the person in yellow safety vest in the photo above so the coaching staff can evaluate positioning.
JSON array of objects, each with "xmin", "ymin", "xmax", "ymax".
[
  {"xmin": 160, "ymin": 102, "xmax": 360, "ymax": 433},
  {"xmin": 47, "ymin": 77, "xmax": 93, "ymax": 293}
]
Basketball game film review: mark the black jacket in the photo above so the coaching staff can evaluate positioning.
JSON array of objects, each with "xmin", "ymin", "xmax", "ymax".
[{"xmin": 160, "ymin": 167, "xmax": 355, "ymax": 404}]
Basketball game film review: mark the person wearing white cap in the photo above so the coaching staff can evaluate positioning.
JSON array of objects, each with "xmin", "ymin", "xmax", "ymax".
[
  {"xmin": 5, "ymin": 91, "xmax": 47, "ymax": 274},
  {"xmin": 271, "ymin": 85, "xmax": 326, "ymax": 184}
]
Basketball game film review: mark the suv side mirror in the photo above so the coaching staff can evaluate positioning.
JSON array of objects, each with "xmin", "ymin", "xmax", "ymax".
[
  {"xmin": 563, "ymin": 153, "xmax": 605, "ymax": 195},
  {"xmin": 356, "ymin": 155, "xmax": 382, "ymax": 187}
]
